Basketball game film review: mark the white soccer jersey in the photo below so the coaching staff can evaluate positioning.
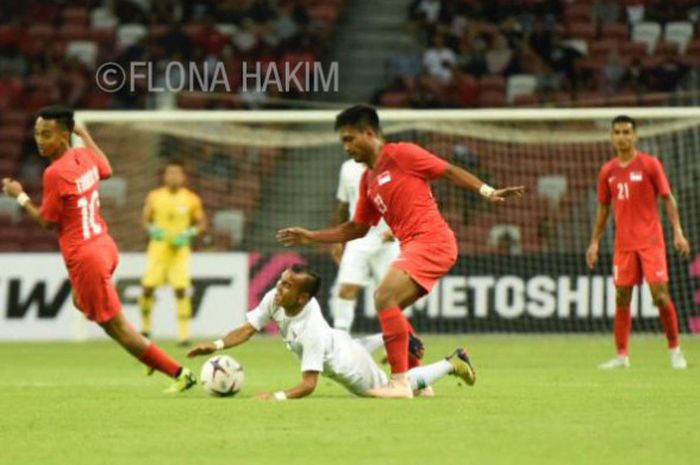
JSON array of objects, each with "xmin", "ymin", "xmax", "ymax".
[
  {"xmin": 246, "ymin": 290, "xmax": 387, "ymax": 396},
  {"xmin": 337, "ymin": 159, "xmax": 390, "ymax": 243}
]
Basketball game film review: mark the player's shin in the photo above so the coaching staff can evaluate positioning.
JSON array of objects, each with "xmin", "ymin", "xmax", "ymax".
[
  {"xmin": 377, "ymin": 307, "xmax": 410, "ymax": 375},
  {"xmin": 614, "ymin": 305, "xmax": 631, "ymax": 355},
  {"xmin": 331, "ymin": 297, "xmax": 356, "ymax": 331},
  {"xmin": 407, "ymin": 360, "xmax": 452, "ymax": 391},
  {"xmin": 658, "ymin": 300, "xmax": 680, "ymax": 349},
  {"xmin": 176, "ymin": 297, "xmax": 192, "ymax": 343}
]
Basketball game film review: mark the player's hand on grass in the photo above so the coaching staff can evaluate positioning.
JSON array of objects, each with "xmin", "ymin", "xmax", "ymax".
[
  {"xmin": 330, "ymin": 243, "xmax": 344, "ymax": 264},
  {"xmin": 2, "ymin": 178, "xmax": 24, "ymax": 198},
  {"xmin": 187, "ymin": 342, "xmax": 217, "ymax": 358},
  {"xmin": 586, "ymin": 242, "xmax": 599, "ymax": 270},
  {"xmin": 148, "ymin": 225, "xmax": 166, "ymax": 241},
  {"xmin": 673, "ymin": 232, "xmax": 690, "ymax": 258},
  {"xmin": 277, "ymin": 227, "xmax": 314, "ymax": 246},
  {"xmin": 489, "ymin": 185, "xmax": 525, "ymax": 203}
]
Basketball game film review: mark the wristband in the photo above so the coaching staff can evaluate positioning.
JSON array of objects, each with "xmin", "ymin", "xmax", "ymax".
[
  {"xmin": 213, "ymin": 339, "xmax": 225, "ymax": 351},
  {"xmin": 479, "ymin": 184, "xmax": 495, "ymax": 198},
  {"xmin": 16, "ymin": 192, "xmax": 30, "ymax": 207},
  {"xmin": 274, "ymin": 391, "xmax": 288, "ymax": 401}
]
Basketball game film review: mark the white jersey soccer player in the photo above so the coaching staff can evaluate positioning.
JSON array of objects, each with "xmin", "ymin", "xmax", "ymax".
[
  {"xmin": 188, "ymin": 265, "xmax": 475, "ymax": 400},
  {"xmin": 330, "ymin": 159, "xmax": 400, "ymax": 331}
]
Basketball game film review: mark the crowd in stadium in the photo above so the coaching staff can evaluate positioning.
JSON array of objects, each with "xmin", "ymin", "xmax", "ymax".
[{"xmin": 375, "ymin": 0, "xmax": 700, "ymax": 107}]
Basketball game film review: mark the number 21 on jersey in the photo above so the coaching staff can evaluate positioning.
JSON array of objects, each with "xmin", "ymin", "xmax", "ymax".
[
  {"xmin": 78, "ymin": 191, "xmax": 102, "ymax": 239},
  {"xmin": 616, "ymin": 182, "xmax": 629, "ymax": 200}
]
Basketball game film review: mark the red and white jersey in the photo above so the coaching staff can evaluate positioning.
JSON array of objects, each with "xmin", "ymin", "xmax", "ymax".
[
  {"xmin": 39, "ymin": 147, "xmax": 112, "ymax": 260},
  {"xmin": 597, "ymin": 151, "xmax": 671, "ymax": 251},
  {"xmin": 354, "ymin": 142, "xmax": 451, "ymax": 243}
]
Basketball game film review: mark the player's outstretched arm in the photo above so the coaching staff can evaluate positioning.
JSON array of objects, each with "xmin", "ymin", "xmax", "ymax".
[
  {"xmin": 586, "ymin": 203, "xmax": 610, "ymax": 269},
  {"xmin": 442, "ymin": 164, "xmax": 524, "ymax": 202},
  {"xmin": 73, "ymin": 121, "xmax": 112, "ymax": 177},
  {"xmin": 662, "ymin": 194, "xmax": 690, "ymax": 258},
  {"xmin": 2, "ymin": 178, "xmax": 56, "ymax": 230},
  {"xmin": 187, "ymin": 323, "xmax": 258, "ymax": 358},
  {"xmin": 255, "ymin": 371, "xmax": 319, "ymax": 401},
  {"xmin": 277, "ymin": 221, "xmax": 370, "ymax": 246}
]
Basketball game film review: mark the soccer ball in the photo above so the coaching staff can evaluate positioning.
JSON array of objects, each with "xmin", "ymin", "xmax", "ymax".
[{"xmin": 200, "ymin": 355, "xmax": 244, "ymax": 397}]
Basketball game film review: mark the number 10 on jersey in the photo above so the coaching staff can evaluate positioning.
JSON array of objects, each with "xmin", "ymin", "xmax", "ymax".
[{"xmin": 78, "ymin": 191, "xmax": 102, "ymax": 239}]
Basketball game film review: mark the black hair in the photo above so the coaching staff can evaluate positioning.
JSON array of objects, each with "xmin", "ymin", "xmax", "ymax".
[
  {"xmin": 290, "ymin": 264, "xmax": 321, "ymax": 298},
  {"xmin": 334, "ymin": 104, "xmax": 381, "ymax": 132},
  {"xmin": 165, "ymin": 158, "xmax": 186, "ymax": 169},
  {"xmin": 37, "ymin": 105, "xmax": 75, "ymax": 132},
  {"xmin": 612, "ymin": 115, "xmax": 636, "ymax": 130}
]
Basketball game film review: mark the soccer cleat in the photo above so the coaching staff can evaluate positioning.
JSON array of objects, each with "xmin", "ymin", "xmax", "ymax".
[
  {"xmin": 163, "ymin": 368, "xmax": 197, "ymax": 394},
  {"xmin": 670, "ymin": 348, "xmax": 688, "ymax": 369},
  {"xmin": 447, "ymin": 348, "xmax": 476, "ymax": 386},
  {"xmin": 366, "ymin": 376, "xmax": 414, "ymax": 399},
  {"xmin": 598, "ymin": 355, "xmax": 630, "ymax": 369}
]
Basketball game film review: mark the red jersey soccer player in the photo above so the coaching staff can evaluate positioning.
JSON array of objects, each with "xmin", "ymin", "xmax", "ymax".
[
  {"xmin": 587, "ymin": 115, "xmax": 690, "ymax": 370},
  {"xmin": 2, "ymin": 106, "xmax": 196, "ymax": 392},
  {"xmin": 278, "ymin": 105, "xmax": 524, "ymax": 398}
]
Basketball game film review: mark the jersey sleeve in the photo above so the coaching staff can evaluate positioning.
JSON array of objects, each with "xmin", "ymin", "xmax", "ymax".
[
  {"xmin": 390, "ymin": 142, "xmax": 449, "ymax": 179},
  {"xmin": 299, "ymin": 332, "xmax": 325, "ymax": 373},
  {"xmin": 649, "ymin": 157, "xmax": 671, "ymax": 197},
  {"xmin": 336, "ymin": 163, "xmax": 350, "ymax": 203},
  {"xmin": 190, "ymin": 193, "xmax": 205, "ymax": 222},
  {"xmin": 597, "ymin": 165, "xmax": 611, "ymax": 205},
  {"xmin": 84, "ymin": 147, "xmax": 112, "ymax": 180},
  {"xmin": 245, "ymin": 290, "xmax": 276, "ymax": 330},
  {"xmin": 352, "ymin": 172, "xmax": 381, "ymax": 226},
  {"xmin": 39, "ymin": 169, "xmax": 64, "ymax": 223}
]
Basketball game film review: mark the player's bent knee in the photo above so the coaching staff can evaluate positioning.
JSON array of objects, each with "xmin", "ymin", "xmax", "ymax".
[{"xmin": 374, "ymin": 286, "xmax": 398, "ymax": 310}]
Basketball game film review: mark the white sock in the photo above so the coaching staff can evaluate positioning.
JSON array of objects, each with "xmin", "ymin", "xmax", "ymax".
[
  {"xmin": 331, "ymin": 297, "xmax": 356, "ymax": 331},
  {"xmin": 670, "ymin": 347, "xmax": 682, "ymax": 355},
  {"xmin": 356, "ymin": 333, "xmax": 385, "ymax": 354},
  {"xmin": 407, "ymin": 360, "xmax": 452, "ymax": 391}
]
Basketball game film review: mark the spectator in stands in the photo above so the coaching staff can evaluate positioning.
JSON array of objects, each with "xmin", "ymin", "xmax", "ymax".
[
  {"xmin": 649, "ymin": 43, "xmax": 690, "ymax": 92},
  {"xmin": 486, "ymin": 34, "xmax": 518, "ymax": 75},
  {"xmin": 592, "ymin": 0, "xmax": 620, "ymax": 26},
  {"xmin": 601, "ymin": 50, "xmax": 627, "ymax": 93},
  {"xmin": 423, "ymin": 33, "xmax": 457, "ymax": 84}
]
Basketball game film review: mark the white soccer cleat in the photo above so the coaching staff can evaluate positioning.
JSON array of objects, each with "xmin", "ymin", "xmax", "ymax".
[
  {"xmin": 366, "ymin": 376, "xmax": 414, "ymax": 399},
  {"xmin": 670, "ymin": 348, "xmax": 688, "ymax": 369},
  {"xmin": 598, "ymin": 355, "xmax": 630, "ymax": 369}
]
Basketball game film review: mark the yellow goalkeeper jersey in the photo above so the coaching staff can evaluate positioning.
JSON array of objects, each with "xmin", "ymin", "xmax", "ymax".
[{"xmin": 146, "ymin": 187, "xmax": 204, "ymax": 238}]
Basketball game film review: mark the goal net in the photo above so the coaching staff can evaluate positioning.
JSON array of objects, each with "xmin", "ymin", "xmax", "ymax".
[{"xmin": 77, "ymin": 109, "xmax": 700, "ymax": 334}]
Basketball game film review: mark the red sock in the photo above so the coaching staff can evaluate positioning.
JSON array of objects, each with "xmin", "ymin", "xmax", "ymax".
[
  {"xmin": 139, "ymin": 343, "xmax": 182, "ymax": 378},
  {"xmin": 658, "ymin": 301, "xmax": 680, "ymax": 349},
  {"xmin": 614, "ymin": 305, "xmax": 631, "ymax": 356},
  {"xmin": 378, "ymin": 307, "xmax": 409, "ymax": 374}
]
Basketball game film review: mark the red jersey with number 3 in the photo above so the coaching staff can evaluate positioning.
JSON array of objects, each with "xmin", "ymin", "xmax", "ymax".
[
  {"xmin": 39, "ymin": 147, "xmax": 112, "ymax": 260},
  {"xmin": 354, "ymin": 142, "xmax": 451, "ymax": 243},
  {"xmin": 597, "ymin": 152, "xmax": 671, "ymax": 252}
]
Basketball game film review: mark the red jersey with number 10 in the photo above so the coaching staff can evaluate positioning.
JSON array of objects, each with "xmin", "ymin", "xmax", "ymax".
[
  {"xmin": 597, "ymin": 151, "xmax": 671, "ymax": 252},
  {"xmin": 39, "ymin": 147, "xmax": 112, "ymax": 260},
  {"xmin": 354, "ymin": 142, "xmax": 451, "ymax": 243}
]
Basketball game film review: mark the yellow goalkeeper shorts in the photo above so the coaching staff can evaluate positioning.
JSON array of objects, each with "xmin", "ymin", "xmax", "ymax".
[{"xmin": 141, "ymin": 241, "xmax": 192, "ymax": 289}]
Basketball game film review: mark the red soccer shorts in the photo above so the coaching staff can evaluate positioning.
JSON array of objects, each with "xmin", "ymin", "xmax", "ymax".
[
  {"xmin": 66, "ymin": 235, "xmax": 122, "ymax": 323},
  {"xmin": 392, "ymin": 228, "xmax": 458, "ymax": 294},
  {"xmin": 613, "ymin": 246, "xmax": 668, "ymax": 287}
]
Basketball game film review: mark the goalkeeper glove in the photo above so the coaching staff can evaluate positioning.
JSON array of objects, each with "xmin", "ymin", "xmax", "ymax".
[
  {"xmin": 170, "ymin": 227, "xmax": 198, "ymax": 248},
  {"xmin": 148, "ymin": 225, "xmax": 166, "ymax": 241}
]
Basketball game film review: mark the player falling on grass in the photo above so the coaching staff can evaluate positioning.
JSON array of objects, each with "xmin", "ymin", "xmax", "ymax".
[
  {"xmin": 278, "ymin": 105, "xmax": 524, "ymax": 398},
  {"xmin": 139, "ymin": 159, "xmax": 207, "ymax": 346},
  {"xmin": 187, "ymin": 264, "xmax": 475, "ymax": 400},
  {"xmin": 586, "ymin": 115, "xmax": 690, "ymax": 369},
  {"xmin": 587, "ymin": 115, "xmax": 690, "ymax": 370},
  {"xmin": 329, "ymin": 157, "xmax": 400, "ymax": 332},
  {"xmin": 1, "ymin": 106, "xmax": 196, "ymax": 393}
]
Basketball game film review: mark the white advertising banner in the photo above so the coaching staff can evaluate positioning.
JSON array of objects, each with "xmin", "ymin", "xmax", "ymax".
[{"xmin": 0, "ymin": 253, "xmax": 248, "ymax": 341}]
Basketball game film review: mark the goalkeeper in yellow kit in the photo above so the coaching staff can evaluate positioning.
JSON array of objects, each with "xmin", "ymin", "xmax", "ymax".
[{"xmin": 139, "ymin": 160, "xmax": 207, "ymax": 345}]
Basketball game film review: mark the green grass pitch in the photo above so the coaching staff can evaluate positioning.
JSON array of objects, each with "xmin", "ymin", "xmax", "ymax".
[{"xmin": 2, "ymin": 335, "xmax": 699, "ymax": 465}]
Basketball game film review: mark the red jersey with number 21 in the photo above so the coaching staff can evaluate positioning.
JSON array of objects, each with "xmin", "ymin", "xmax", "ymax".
[
  {"xmin": 39, "ymin": 147, "xmax": 112, "ymax": 260},
  {"xmin": 354, "ymin": 142, "xmax": 451, "ymax": 243},
  {"xmin": 597, "ymin": 152, "xmax": 671, "ymax": 252}
]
